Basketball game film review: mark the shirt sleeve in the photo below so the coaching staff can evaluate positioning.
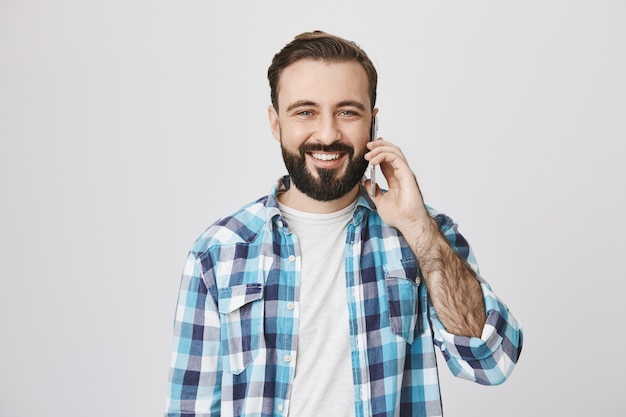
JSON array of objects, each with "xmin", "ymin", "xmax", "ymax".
[
  {"xmin": 427, "ymin": 212, "xmax": 524, "ymax": 386},
  {"xmin": 165, "ymin": 251, "xmax": 222, "ymax": 416}
]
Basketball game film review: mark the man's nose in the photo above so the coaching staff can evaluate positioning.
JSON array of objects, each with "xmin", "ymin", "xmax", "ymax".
[{"xmin": 313, "ymin": 115, "xmax": 341, "ymax": 144}]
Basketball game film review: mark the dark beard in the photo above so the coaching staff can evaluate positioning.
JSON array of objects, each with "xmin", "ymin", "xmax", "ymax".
[{"xmin": 281, "ymin": 141, "xmax": 369, "ymax": 201}]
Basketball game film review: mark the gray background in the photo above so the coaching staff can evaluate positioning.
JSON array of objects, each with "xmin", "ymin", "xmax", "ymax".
[{"xmin": 1, "ymin": 1, "xmax": 625, "ymax": 415}]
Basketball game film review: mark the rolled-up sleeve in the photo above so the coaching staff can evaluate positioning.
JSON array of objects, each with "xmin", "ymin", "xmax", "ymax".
[{"xmin": 429, "ymin": 282, "xmax": 523, "ymax": 385}]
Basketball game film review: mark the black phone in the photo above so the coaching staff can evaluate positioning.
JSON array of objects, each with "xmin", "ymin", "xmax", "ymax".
[{"xmin": 369, "ymin": 115, "xmax": 379, "ymax": 197}]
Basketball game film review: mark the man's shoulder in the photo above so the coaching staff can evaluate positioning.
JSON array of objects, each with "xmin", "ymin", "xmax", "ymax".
[
  {"xmin": 365, "ymin": 202, "xmax": 454, "ymax": 234},
  {"xmin": 190, "ymin": 195, "xmax": 273, "ymax": 254},
  {"xmin": 425, "ymin": 205, "xmax": 455, "ymax": 229}
]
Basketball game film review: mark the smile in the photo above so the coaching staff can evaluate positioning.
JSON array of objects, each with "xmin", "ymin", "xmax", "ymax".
[{"xmin": 311, "ymin": 152, "xmax": 341, "ymax": 161}]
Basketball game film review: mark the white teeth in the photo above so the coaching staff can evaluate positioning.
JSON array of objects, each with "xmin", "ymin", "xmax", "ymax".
[{"xmin": 312, "ymin": 153, "xmax": 340, "ymax": 161}]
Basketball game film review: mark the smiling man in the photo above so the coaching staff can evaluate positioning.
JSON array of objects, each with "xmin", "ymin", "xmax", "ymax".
[
  {"xmin": 166, "ymin": 31, "xmax": 523, "ymax": 417},
  {"xmin": 270, "ymin": 58, "xmax": 373, "ymax": 209}
]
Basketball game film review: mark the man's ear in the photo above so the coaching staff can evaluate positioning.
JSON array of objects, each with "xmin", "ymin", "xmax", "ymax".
[{"xmin": 267, "ymin": 105, "xmax": 280, "ymax": 142}]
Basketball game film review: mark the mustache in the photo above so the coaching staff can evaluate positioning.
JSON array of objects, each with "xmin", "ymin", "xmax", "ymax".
[{"xmin": 299, "ymin": 142, "xmax": 355, "ymax": 157}]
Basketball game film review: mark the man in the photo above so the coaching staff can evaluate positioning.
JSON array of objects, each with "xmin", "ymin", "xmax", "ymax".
[{"xmin": 166, "ymin": 31, "xmax": 522, "ymax": 417}]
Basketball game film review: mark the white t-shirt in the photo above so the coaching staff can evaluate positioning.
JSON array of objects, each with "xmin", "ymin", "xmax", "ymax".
[{"xmin": 278, "ymin": 201, "xmax": 357, "ymax": 417}]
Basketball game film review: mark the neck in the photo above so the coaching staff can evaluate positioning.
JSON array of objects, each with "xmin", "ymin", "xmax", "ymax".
[{"xmin": 278, "ymin": 183, "xmax": 360, "ymax": 214}]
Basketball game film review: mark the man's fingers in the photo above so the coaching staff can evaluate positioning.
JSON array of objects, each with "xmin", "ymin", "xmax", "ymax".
[{"xmin": 366, "ymin": 140, "xmax": 408, "ymax": 167}]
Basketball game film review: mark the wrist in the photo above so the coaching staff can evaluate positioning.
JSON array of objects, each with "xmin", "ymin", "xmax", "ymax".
[{"xmin": 398, "ymin": 216, "xmax": 440, "ymax": 253}]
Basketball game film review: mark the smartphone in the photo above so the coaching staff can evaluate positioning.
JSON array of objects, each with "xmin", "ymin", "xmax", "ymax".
[{"xmin": 369, "ymin": 115, "xmax": 379, "ymax": 197}]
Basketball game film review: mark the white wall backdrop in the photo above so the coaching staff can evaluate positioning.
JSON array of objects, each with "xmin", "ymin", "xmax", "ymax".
[{"xmin": 1, "ymin": 1, "xmax": 625, "ymax": 416}]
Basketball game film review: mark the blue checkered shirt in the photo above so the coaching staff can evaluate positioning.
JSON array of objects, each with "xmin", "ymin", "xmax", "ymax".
[{"xmin": 166, "ymin": 176, "xmax": 523, "ymax": 417}]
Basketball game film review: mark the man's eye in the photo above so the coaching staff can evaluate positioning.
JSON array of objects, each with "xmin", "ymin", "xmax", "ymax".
[
  {"xmin": 297, "ymin": 110, "xmax": 313, "ymax": 117},
  {"xmin": 339, "ymin": 110, "xmax": 357, "ymax": 116}
]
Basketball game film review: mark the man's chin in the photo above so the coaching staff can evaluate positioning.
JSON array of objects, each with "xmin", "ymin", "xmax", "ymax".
[
  {"xmin": 295, "ymin": 177, "xmax": 359, "ymax": 202},
  {"xmin": 283, "ymin": 146, "xmax": 368, "ymax": 201}
]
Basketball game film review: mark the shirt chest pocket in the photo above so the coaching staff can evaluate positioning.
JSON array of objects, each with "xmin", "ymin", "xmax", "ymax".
[
  {"xmin": 217, "ymin": 283, "xmax": 264, "ymax": 375},
  {"xmin": 384, "ymin": 260, "xmax": 424, "ymax": 344}
]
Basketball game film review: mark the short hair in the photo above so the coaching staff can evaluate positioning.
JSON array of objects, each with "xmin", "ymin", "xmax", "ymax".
[{"xmin": 268, "ymin": 30, "xmax": 378, "ymax": 111}]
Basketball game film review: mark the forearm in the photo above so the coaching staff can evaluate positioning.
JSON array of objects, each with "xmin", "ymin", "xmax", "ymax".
[{"xmin": 404, "ymin": 217, "xmax": 486, "ymax": 337}]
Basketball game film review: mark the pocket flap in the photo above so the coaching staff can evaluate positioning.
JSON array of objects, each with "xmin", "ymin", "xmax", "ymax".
[
  {"xmin": 218, "ymin": 284, "xmax": 264, "ymax": 314},
  {"xmin": 383, "ymin": 259, "xmax": 420, "ymax": 284}
]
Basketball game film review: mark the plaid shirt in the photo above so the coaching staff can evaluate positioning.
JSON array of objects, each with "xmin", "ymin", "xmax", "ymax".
[{"xmin": 166, "ymin": 176, "xmax": 523, "ymax": 417}]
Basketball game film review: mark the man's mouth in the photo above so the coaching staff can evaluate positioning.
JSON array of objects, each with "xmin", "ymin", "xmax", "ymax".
[
  {"xmin": 311, "ymin": 152, "xmax": 341, "ymax": 161},
  {"xmin": 300, "ymin": 142, "xmax": 354, "ymax": 158}
]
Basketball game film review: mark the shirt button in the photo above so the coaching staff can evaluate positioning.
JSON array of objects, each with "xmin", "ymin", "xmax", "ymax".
[
  {"xmin": 277, "ymin": 404, "xmax": 284, "ymax": 412},
  {"xmin": 287, "ymin": 302, "xmax": 295, "ymax": 310},
  {"xmin": 284, "ymin": 354, "xmax": 292, "ymax": 362},
  {"xmin": 277, "ymin": 220, "xmax": 284, "ymax": 228},
  {"xmin": 288, "ymin": 255, "xmax": 296, "ymax": 262}
]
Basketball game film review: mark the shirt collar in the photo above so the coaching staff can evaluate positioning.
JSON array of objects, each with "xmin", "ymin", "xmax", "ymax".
[{"xmin": 267, "ymin": 175, "xmax": 377, "ymax": 227}]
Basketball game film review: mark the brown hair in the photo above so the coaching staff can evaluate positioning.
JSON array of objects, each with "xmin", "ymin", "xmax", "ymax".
[{"xmin": 268, "ymin": 31, "xmax": 378, "ymax": 111}]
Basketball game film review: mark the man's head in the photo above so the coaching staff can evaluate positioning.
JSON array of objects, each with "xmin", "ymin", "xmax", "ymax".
[{"xmin": 267, "ymin": 31, "xmax": 379, "ymax": 204}]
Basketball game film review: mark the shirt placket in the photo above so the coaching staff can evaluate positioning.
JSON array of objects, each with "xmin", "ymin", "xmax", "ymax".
[
  {"xmin": 345, "ymin": 219, "xmax": 372, "ymax": 417},
  {"xmin": 274, "ymin": 224, "xmax": 301, "ymax": 416}
]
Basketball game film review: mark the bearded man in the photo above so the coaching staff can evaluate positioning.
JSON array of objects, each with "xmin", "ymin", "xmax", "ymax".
[{"xmin": 165, "ymin": 30, "xmax": 523, "ymax": 417}]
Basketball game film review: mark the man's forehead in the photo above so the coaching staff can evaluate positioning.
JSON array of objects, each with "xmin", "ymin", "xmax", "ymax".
[{"xmin": 277, "ymin": 59, "xmax": 370, "ymax": 109}]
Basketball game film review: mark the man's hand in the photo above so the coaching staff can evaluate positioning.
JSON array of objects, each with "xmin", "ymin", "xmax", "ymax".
[{"xmin": 364, "ymin": 139, "xmax": 432, "ymax": 237}]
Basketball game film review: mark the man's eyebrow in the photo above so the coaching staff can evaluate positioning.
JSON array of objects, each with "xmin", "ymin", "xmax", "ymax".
[
  {"xmin": 337, "ymin": 100, "xmax": 367, "ymax": 111},
  {"xmin": 285, "ymin": 100, "xmax": 368, "ymax": 112},
  {"xmin": 286, "ymin": 100, "xmax": 318, "ymax": 112}
]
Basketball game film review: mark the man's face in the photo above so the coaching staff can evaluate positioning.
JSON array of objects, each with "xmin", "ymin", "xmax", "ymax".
[{"xmin": 268, "ymin": 59, "xmax": 376, "ymax": 202}]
